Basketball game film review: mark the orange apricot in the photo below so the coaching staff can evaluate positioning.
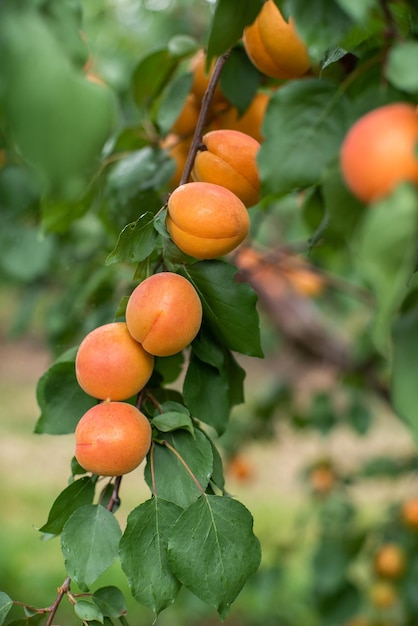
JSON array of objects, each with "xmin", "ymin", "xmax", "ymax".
[
  {"xmin": 190, "ymin": 49, "xmax": 225, "ymax": 104},
  {"xmin": 161, "ymin": 134, "xmax": 192, "ymax": 188},
  {"xmin": 75, "ymin": 401, "xmax": 151, "ymax": 476},
  {"xmin": 374, "ymin": 544, "xmax": 406, "ymax": 579},
  {"xmin": 310, "ymin": 466, "xmax": 335, "ymax": 495},
  {"xmin": 218, "ymin": 92, "xmax": 270, "ymax": 143},
  {"xmin": 243, "ymin": 0, "xmax": 310, "ymax": 80},
  {"xmin": 75, "ymin": 322, "xmax": 154, "ymax": 401},
  {"xmin": 192, "ymin": 129, "xmax": 261, "ymax": 207},
  {"xmin": 125, "ymin": 272, "xmax": 202, "ymax": 356},
  {"xmin": 166, "ymin": 181, "xmax": 250, "ymax": 259},
  {"xmin": 171, "ymin": 93, "xmax": 201, "ymax": 137},
  {"xmin": 401, "ymin": 497, "xmax": 418, "ymax": 529},
  {"xmin": 340, "ymin": 103, "xmax": 418, "ymax": 203}
]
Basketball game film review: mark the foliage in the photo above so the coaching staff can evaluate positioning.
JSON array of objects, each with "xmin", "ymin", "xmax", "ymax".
[{"xmin": 1, "ymin": 0, "xmax": 418, "ymax": 624}]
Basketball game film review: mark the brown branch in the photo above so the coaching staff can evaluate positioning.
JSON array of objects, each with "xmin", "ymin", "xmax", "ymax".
[
  {"xmin": 45, "ymin": 576, "xmax": 71, "ymax": 626},
  {"xmin": 179, "ymin": 50, "xmax": 231, "ymax": 186}
]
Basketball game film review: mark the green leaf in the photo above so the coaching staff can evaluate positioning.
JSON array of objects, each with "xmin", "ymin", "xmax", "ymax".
[
  {"xmin": 259, "ymin": 79, "xmax": 350, "ymax": 197},
  {"xmin": 61, "ymin": 504, "xmax": 121, "ymax": 589},
  {"xmin": 144, "ymin": 430, "xmax": 213, "ymax": 508},
  {"xmin": 74, "ymin": 599, "xmax": 103, "ymax": 623},
  {"xmin": 322, "ymin": 162, "xmax": 365, "ymax": 239},
  {"xmin": 132, "ymin": 48, "xmax": 179, "ymax": 109},
  {"xmin": 154, "ymin": 353, "xmax": 185, "ymax": 385},
  {"xmin": 39, "ymin": 476, "xmax": 96, "ymax": 535},
  {"xmin": 0, "ymin": 592, "xmax": 13, "ymax": 626},
  {"xmin": 219, "ymin": 47, "xmax": 262, "ymax": 116},
  {"xmin": 152, "ymin": 411, "xmax": 194, "ymax": 436},
  {"xmin": 393, "ymin": 309, "xmax": 418, "ymax": 445},
  {"xmin": 386, "ymin": 41, "xmax": 418, "ymax": 93},
  {"xmin": 206, "ymin": 0, "xmax": 263, "ymax": 60},
  {"xmin": 354, "ymin": 184, "xmax": 418, "ymax": 354},
  {"xmin": 312, "ymin": 539, "xmax": 350, "ymax": 595},
  {"xmin": 93, "ymin": 587, "xmax": 127, "ymax": 619},
  {"xmin": 120, "ymin": 498, "xmax": 182, "ymax": 614},
  {"xmin": 286, "ymin": 0, "xmax": 354, "ymax": 60},
  {"xmin": 168, "ymin": 495, "xmax": 261, "ymax": 619},
  {"xmin": 0, "ymin": 226, "xmax": 55, "ymax": 282},
  {"xmin": 105, "ymin": 212, "xmax": 158, "ymax": 266},
  {"xmin": 335, "ymin": 0, "xmax": 377, "ymax": 22},
  {"xmin": 157, "ymin": 72, "xmax": 193, "ymax": 137},
  {"xmin": 180, "ymin": 261, "xmax": 263, "ymax": 357},
  {"xmin": 35, "ymin": 358, "xmax": 96, "ymax": 435}
]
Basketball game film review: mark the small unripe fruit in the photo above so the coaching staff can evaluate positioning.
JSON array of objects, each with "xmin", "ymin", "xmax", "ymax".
[
  {"xmin": 243, "ymin": 0, "xmax": 310, "ymax": 80},
  {"xmin": 126, "ymin": 272, "xmax": 203, "ymax": 357},
  {"xmin": 340, "ymin": 103, "xmax": 418, "ymax": 203},
  {"xmin": 370, "ymin": 581, "xmax": 397, "ymax": 609},
  {"xmin": 192, "ymin": 129, "xmax": 261, "ymax": 207},
  {"xmin": 75, "ymin": 322, "xmax": 154, "ymax": 401},
  {"xmin": 75, "ymin": 401, "xmax": 152, "ymax": 476},
  {"xmin": 166, "ymin": 181, "xmax": 250, "ymax": 259}
]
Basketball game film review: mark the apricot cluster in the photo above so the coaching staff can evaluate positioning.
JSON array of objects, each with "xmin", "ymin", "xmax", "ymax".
[{"xmin": 73, "ymin": 272, "xmax": 203, "ymax": 476}]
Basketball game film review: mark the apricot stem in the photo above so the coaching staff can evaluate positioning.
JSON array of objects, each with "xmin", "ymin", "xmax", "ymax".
[
  {"xmin": 45, "ymin": 576, "xmax": 71, "ymax": 626},
  {"xmin": 160, "ymin": 439, "xmax": 206, "ymax": 495},
  {"xmin": 179, "ymin": 50, "xmax": 231, "ymax": 186}
]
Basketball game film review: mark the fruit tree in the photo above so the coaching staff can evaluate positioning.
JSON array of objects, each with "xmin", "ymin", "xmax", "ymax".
[{"xmin": 1, "ymin": 0, "xmax": 418, "ymax": 625}]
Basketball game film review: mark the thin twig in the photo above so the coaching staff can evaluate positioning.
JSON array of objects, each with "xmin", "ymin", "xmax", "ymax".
[
  {"xmin": 45, "ymin": 576, "xmax": 71, "ymax": 626},
  {"xmin": 179, "ymin": 50, "xmax": 231, "ymax": 186}
]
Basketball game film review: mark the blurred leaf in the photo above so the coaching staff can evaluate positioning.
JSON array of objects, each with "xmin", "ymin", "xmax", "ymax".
[
  {"xmin": 157, "ymin": 72, "xmax": 193, "ymax": 136},
  {"xmin": 120, "ymin": 498, "xmax": 182, "ymax": 614},
  {"xmin": 61, "ymin": 504, "xmax": 121, "ymax": 590},
  {"xmin": 39, "ymin": 476, "xmax": 96, "ymax": 535},
  {"xmin": 322, "ymin": 162, "xmax": 365, "ymax": 239},
  {"xmin": 0, "ymin": 592, "xmax": 13, "ymax": 626},
  {"xmin": 93, "ymin": 587, "xmax": 127, "ymax": 619},
  {"xmin": 285, "ymin": 0, "xmax": 354, "ymax": 60},
  {"xmin": 335, "ymin": 0, "xmax": 377, "ymax": 22},
  {"xmin": 167, "ymin": 35, "xmax": 198, "ymax": 57},
  {"xmin": 105, "ymin": 212, "xmax": 158, "ymax": 265},
  {"xmin": 259, "ymin": 79, "xmax": 350, "ymax": 197},
  {"xmin": 168, "ymin": 495, "xmax": 261, "ymax": 620},
  {"xmin": 312, "ymin": 539, "xmax": 351, "ymax": 595},
  {"xmin": 386, "ymin": 41, "xmax": 418, "ymax": 93},
  {"xmin": 181, "ymin": 260, "xmax": 263, "ymax": 358},
  {"xmin": 354, "ymin": 184, "xmax": 418, "ymax": 354},
  {"xmin": 144, "ymin": 430, "xmax": 213, "ymax": 509},
  {"xmin": 132, "ymin": 48, "xmax": 179, "ymax": 109},
  {"xmin": 206, "ymin": 0, "xmax": 263, "ymax": 61},
  {"xmin": 41, "ymin": 191, "xmax": 93, "ymax": 234},
  {"xmin": 35, "ymin": 359, "xmax": 96, "ymax": 435},
  {"xmin": 0, "ymin": 226, "xmax": 55, "ymax": 282},
  {"xmin": 220, "ymin": 47, "xmax": 262, "ymax": 115},
  {"xmin": 393, "ymin": 308, "xmax": 418, "ymax": 445}
]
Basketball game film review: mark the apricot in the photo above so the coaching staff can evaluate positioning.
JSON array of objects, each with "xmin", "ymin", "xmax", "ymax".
[
  {"xmin": 125, "ymin": 272, "xmax": 202, "ymax": 356},
  {"xmin": 218, "ymin": 92, "xmax": 270, "ymax": 143},
  {"xmin": 243, "ymin": 0, "xmax": 310, "ymax": 80},
  {"xmin": 75, "ymin": 401, "xmax": 151, "ymax": 476},
  {"xmin": 191, "ymin": 129, "xmax": 260, "ymax": 207},
  {"xmin": 161, "ymin": 134, "xmax": 192, "ymax": 188},
  {"xmin": 310, "ymin": 466, "xmax": 334, "ymax": 495},
  {"xmin": 374, "ymin": 544, "xmax": 406, "ymax": 579},
  {"xmin": 190, "ymin": 49, "xmax": 225, "ymax": 104},
  {"xmin": 340, "ymin": 103, "xmax": 418, "ymax": 203},
  {"xmin": 171, "ymin": 93, "xmax": 201, "ymax": 137},
  {"xmin": 166, "ymin": 181, "xmax": 250, "ymax": 259},
  {"xmin": 75, "ymin": 322, "xmax": 154, "ymax": 401},
  {"xmin": 370, "ymin": 581, "xmax": 397, "ymax": 609},
  {"xmin": 401, "ymin": 497, "xmax": 418, "ymax": 529}
]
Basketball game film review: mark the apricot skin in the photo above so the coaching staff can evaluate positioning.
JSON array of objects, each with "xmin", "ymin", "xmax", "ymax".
[
  {"xmin": 75, "ymin": 322, "xmax": 154, "ymax": 401},
  {"xmin": 192, "ymin": 129, "xmax": 261, "ymax": 207},
  {"xmin": 166, "ymin": 181, "xmax": 250, "ymax": 259},
  {"xmin": 217, "ymin": 92, "xmax": 270, "ymax": 143},
  {"xmin": 243, "ymin": 0, "xmax": 310, "ymax": 80},
  {"xmin": 340, "ymin": 103, "xmax": 418, "ymax": 203},
  {"xmin": 374, "ymin": 544, "xmax": 405, "ymax": 579},
  {"xmin": 190, "ymin": 49, "xmax": 225, "ymax": 104},
  {"xmin": 75, "ymin": 401, "xmax": 151, "ymax": 476},
  {"xmin": 125, "ymin": 272, "xmax": 203, "ymax": 357}
]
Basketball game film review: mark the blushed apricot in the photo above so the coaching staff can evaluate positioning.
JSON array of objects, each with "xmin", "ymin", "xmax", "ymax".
[
  {"xmin": 75, "ymin": 322, "xmax": 154, "ymax": 401},
  {"xmin": 192, "ymin": 129, "xmax": 260, "ymax": 207},
  {"xmin": 340, "ymin": 103, "xmax": 418, "ymax": 203},
  {"xmin": 75, "ymin": 401, "xmax": 151, "ymax": 476},
  {"xmin": 243, "ymin": 0, "xmax": 310, "ymax": 80},
  {"xmin": 217, "ymin": 92, "xmax": 270, "ymax": 142},
  {"xmin": 125, "ymin": 272, "xmax": 202, "ymax": 357},
  {"xmin": 166, "ymin": 181, "xmax": 250, "ymax": 259}
]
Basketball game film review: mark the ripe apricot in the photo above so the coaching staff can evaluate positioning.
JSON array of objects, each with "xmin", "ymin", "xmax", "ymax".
[
  {"xmin": 340, "ymin": 103, "xmax": 418, "ymax": 203},
  {"xmin": 243, "ymin": 0, "xmax": 310, "ymax": 80},
  {"xmin": 190, "ymin": 49, "xmax": 225, "ymax": 104},
  {"xmin": 75, "ymin": 322, "xmax": 154, "ymax": 401},
  {"xmin": 192, "ymin": 129, "xmax": 260, "ymax": 207},
  {"xmin": 166, "ymin": 181, "xmax": 250, "ymax": 259},
  {"xmin": 310, "ymin": 466, "xmax": 334, "ymax": 494},
  {"xmin": 171, "ymin": 93, "xmax": 201, "ymax": 137},
  {"xmin": 401, "ymin": 498, "xmax": 418, "ymax": 529},
  {"xmin": 125, "ymin": 272, "xmax": 202, "ymax": 356},
  {"xmin": 75, "ymin": 401, "xmax": 151, "ymax": 476},
  {"xmin": 374, "ymin": 544, "xmax": 406, "ymax": 579},
  {"xmin": 161, "ymin": 134, "xmax": 192, "ymax": 188},
  {"xmin": 218, "ymin": 92, "xmax": 270, "ymax": 143}
]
